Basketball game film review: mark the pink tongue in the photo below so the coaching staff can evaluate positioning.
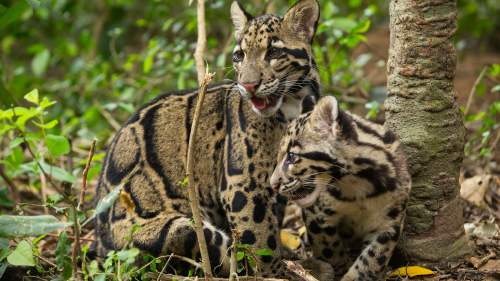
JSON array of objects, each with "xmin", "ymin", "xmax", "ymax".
[{"xmin": 251, "ymin": 97, "xmax": 267, "ymax": 110}]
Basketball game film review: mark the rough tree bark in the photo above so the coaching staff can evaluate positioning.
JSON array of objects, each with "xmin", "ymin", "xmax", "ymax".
[{"xmin": 385, "ymin": 0, "xmax": 471, "ymax": 261}]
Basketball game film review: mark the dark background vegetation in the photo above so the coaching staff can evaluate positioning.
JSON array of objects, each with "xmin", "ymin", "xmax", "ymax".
[{"xmin": 0, "ymin": 0, "xmax": 499, "ymax": 280}]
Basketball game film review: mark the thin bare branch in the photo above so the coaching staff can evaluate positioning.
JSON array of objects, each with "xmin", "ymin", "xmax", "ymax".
[
  {"xmin": 464, "ymin": 66, "xmax": 488, "ymax": 116},
  {"xmin": 78, "ymin": 139, "xmax": 96, "ymax": 210},
  {"xmin": 186, "ymin": 72, "xmax": 215, "ymax": 279},
  {"xmin": 148, "ymin": 273, "xmax": 288, "ymax": 281},
  {"xmin": 282, "ymin": 260, "xmax": 319, "ymax": 281},
  {"xmin": 194, "ymin": 0, "xmax": 207, "ymax": 84}
]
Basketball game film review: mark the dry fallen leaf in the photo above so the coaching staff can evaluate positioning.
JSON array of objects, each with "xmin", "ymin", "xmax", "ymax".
[
  {"xmin": 280, "ymin": 229, "xmax": 301, "ymax": 250},
  {"xmin": 389, "ymin": 266, "xmax": 435, "ymax": 278},
  {"xmin": 479, "ymin": 259, "xmax": 500, "ymax": 273},
  {"xmin": 460, "ymin": 175, "xmax": 491, "ymax": 207}
]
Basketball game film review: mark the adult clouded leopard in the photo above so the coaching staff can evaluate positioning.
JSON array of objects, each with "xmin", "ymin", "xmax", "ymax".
[
  {"xmin": 271, "ymin": 96, "xmax": 411, "ymax": 280},
  {"xmin": 95, "ymin": 0, "xmax": 321, "ymax": 276}
]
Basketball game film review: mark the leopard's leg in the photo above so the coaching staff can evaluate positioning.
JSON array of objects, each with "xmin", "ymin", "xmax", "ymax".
[
  {"xmin": 340, "ymin": 216, "xmax": 403, "ymax": 281},
  {"xmin": 100, "ymin": 204, "xmax": 232, "ymax": 276},
  {"xmin": 221, "ymin": 181, "xmax": 283, "ymax": 277},
  {"xmin": 303, "ymin": 209, "xmax": 351, "ymax": 277}
]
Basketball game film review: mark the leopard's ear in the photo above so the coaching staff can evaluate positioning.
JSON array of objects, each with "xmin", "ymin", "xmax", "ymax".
[
  {"xmin": 310, "ymin": 96, "xmax": 339, "ymax": 133},
  {"xmin": 230, "ymin": 1, "xmax": 252, "ymax": 40},
  {"xmin": 283, "ymin": 0, "xmax": 320, "ymax": 43}
]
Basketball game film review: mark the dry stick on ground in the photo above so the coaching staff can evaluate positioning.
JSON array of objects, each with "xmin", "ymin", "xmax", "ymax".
[
  {"xmin": 194, "ymin": 0, "xmax": 207, "ymax": 84},
  {"xmin": 148, "ymin": 274, "xmax": 288, "ymax": 281},
  {"xmin": 71, "ymin": 140, "xmax": 96, "ymax": 281},
  {"xmin": 77, "ymin": 139, "xmax": 96, "ymax": 210},
  {"xmin": 229, "ymin": 230, "xmax": 240, "ymax": 281},
  {"xmin": 39, "ymin": 172, "xmax": 48, "ymax": 214},
  {"xmin": 464, "ymin": 66, "xmax": 488, "ymax": 116},
  {"xmin": 282, "ymin": 261, "xmax": 319, "ymax": 281},
  {"xmin": 186, "ymin": 72, "xmax": 215, "ymax": 279}
]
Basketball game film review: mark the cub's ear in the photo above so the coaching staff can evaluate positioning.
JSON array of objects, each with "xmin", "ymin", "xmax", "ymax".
[
  {"xmin": 310, "ymin": 96, "xmax": 339, "ymax": 133},
  {"xmin": 230, "ymin": 1, "xmax": 252, "ymax": 39},
  {"xmin": 283, "ymin": 0, "xmax": 320, "ymax": 43}
]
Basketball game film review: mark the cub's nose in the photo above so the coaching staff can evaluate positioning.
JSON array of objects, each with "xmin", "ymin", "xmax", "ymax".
[
  {"xmin": 270, "ymin": 174, "xmax": 281, "ymax": 192},
  {"xmin": 241, "ymin": 82, "xmax": 259, "ymax": 94}
]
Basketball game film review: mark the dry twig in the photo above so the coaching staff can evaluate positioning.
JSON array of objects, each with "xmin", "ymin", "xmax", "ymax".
[
  {"xmin": 186, "ymin": 72, "xmax": 215, "ymax": 279},
  {"xmin": 194, "ymin": 0, "xmax": 207, "ymax": 84},
  {"xmin": 464, "ymin": 66, "xmax": 488, "ymax": 116},
  {"xmin": 229, "ymin": 230, "xmax": 239, "ymax": 281},
  {"xmin": 282, "ymin": 260, "xmax": 319, "ymax": 281},
  {"xmin": 78, "ymin": 139, "xmax": 96, "ymax": 210},
  {"xmin": 147, "ymin": 273, "xmax": 288, "ymax": 281}
]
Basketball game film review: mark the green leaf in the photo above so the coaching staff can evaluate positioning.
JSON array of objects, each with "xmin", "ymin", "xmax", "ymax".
[
  {"xmin": 39, "ymin": 97, "xmax": 57, "ymax": 109},
  {"xmin": 0, "ymin": 1, "xmax": 30, "ymax": 30},
  {"xmin": 26, "ymin": 0, "xmax": 41, "ymax": 9},
  {"xmin": 40, "ymin": 162, "xmax": 76, "ymax": 183},
  {"xmin": 46, "ymin": 134, "xmax": 70, "ymax": 157},
  {"xmin": 0, "ymin": 262, "xmax": 7, "ymax": 279},
  {"xmin": 55, "ymin": 232, "xmax": 72, "ymax": 280},
  {"xmin": 0, "ymin": 215, "xmax": 72, "ymax": 238},
  {"xmin": 331, "ymin": 17, "xmax": 357, "ymax": 32},
  {"xmin": 32, "ymin": 49, "xmax": 50, "ymax": 77},
  {"xmin": 492, "ymin": 84, "xmax": 500, "ymax": 93},
  {"xmin": 83, "ymin": 185, "xmax": 122, "ymax": 226},
  {"xmin": 24, "ymin": 89, "xmax": 39, "ymax": 105},
  {"xmin": 33, "ymin": 119, "xmax": 58, "ymax": 129},
  {"xmin": 236, "ymin": 251, "xmax": 245, "ymax": 261},
  {"xmin": 353, "ymin": 20, "xmax": 371, "ymax": 34},
  {"xmin": 0, "ymin": 188, "xmax": 14, "ymax": 208},
  {"xmin": 0, "ymin": 238, "xmax": 9, "ymax": 261},
  {"xmin": 7, "ymin": 240, "xmax": 35, "ymax": 267},
  {"xmin": 255, "ymin": 248, "xmax": 273, "ymax": 256}
]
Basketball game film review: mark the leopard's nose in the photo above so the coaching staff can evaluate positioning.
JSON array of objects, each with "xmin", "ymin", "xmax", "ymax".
[{"xmin": 241, "ymin": 82, "xmax": 259, "ymax": 94}]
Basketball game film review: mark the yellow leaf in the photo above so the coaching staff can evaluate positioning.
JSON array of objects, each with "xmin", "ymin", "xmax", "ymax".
[
  {"xmin": 298, "ymin": 226, "xmax": 306, "ymax": 236},
  {"xmin": 280, "ymin": 230, "xmax": 301, "ymax": 250},
  {"xmin": 389, "ymin": 266, "xmax": 435, "ymax": 278}
]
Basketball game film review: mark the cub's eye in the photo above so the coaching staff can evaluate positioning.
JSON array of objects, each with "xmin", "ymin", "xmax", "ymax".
[
  {"xmin": 266, "ymin": 47, "xmax": 283, "ymax": 60},
  {"xmin": 285, "ymin": 152, "xmax": 298, "ymax": 165},
  {"xmin": 232, "ymin": 50, "xmax": 244, "ymax": 62}
]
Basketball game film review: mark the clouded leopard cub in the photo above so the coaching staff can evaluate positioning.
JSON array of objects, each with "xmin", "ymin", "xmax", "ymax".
[{"xmin": 271, "ymin": 96, "xmax": 411, "ymax": 281}]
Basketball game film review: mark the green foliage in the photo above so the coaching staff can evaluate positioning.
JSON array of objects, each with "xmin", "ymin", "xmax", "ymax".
[
  {"xmin": 6, "ymin": 240, "xmax": 35, "ymax": 267},
  {"xmin": 235, "ymin": 243, "xmax": 273, "ymax": 274},
  {"xmin": 0, "ymin": 215, "xmax": 72, "ymax": 238},
  {"xmin": 55, "ymin": 232, "xmax": 72, "ymax": 280},
  {"xmin": 464, "ymin": 64, "xmax": 500, "ymax": 159}
]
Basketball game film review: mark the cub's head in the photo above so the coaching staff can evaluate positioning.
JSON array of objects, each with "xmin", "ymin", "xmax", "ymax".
[
  {"xmin": 230, "ymin": 0, "xmax": 320, "ymax": 119},
  {"xmin": 271, "ymin": 96, "xmax": 403, "ymax": 206},
  {"xmin": 270, "ymin": 96, "xmax": 345, "ymax": 206}
]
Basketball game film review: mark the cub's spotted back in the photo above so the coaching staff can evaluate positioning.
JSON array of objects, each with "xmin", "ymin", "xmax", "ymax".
[{"xmin": 271, "ymin": 96, "xmax": 411, "ymax": 281}]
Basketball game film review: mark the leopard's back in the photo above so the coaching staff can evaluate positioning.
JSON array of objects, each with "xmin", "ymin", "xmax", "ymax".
[{"xmin": 95, "ymin": 81, "xmax": 233, "ymax": 254}]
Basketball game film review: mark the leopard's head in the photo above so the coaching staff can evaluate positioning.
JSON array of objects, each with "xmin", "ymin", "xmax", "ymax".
[{"xmin": 230, "ymin": 0, "xmax": 320, "ymax": 120}]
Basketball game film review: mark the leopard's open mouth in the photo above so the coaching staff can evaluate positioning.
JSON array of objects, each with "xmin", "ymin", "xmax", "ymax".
[{"xmin": 250, "ymin": 94, "xmax": 279, "ymax": 111}]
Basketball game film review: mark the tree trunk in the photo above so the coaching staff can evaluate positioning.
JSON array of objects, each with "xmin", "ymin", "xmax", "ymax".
[{"xmin": 385, "ymin": 0, "xmax": 471, "ymax": 261}]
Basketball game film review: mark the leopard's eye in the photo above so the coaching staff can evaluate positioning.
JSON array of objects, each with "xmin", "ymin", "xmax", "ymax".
[
  {"xmin": 266, "ymin": 47, "xmax": 283, "ymax": 60},
  {"xmin": 285, "ymin": 152, "xmax": 297, "ymax": 165},
  {"xmin": 232, "ymin": 50, "xmax": 244, "ymax": 62}
]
